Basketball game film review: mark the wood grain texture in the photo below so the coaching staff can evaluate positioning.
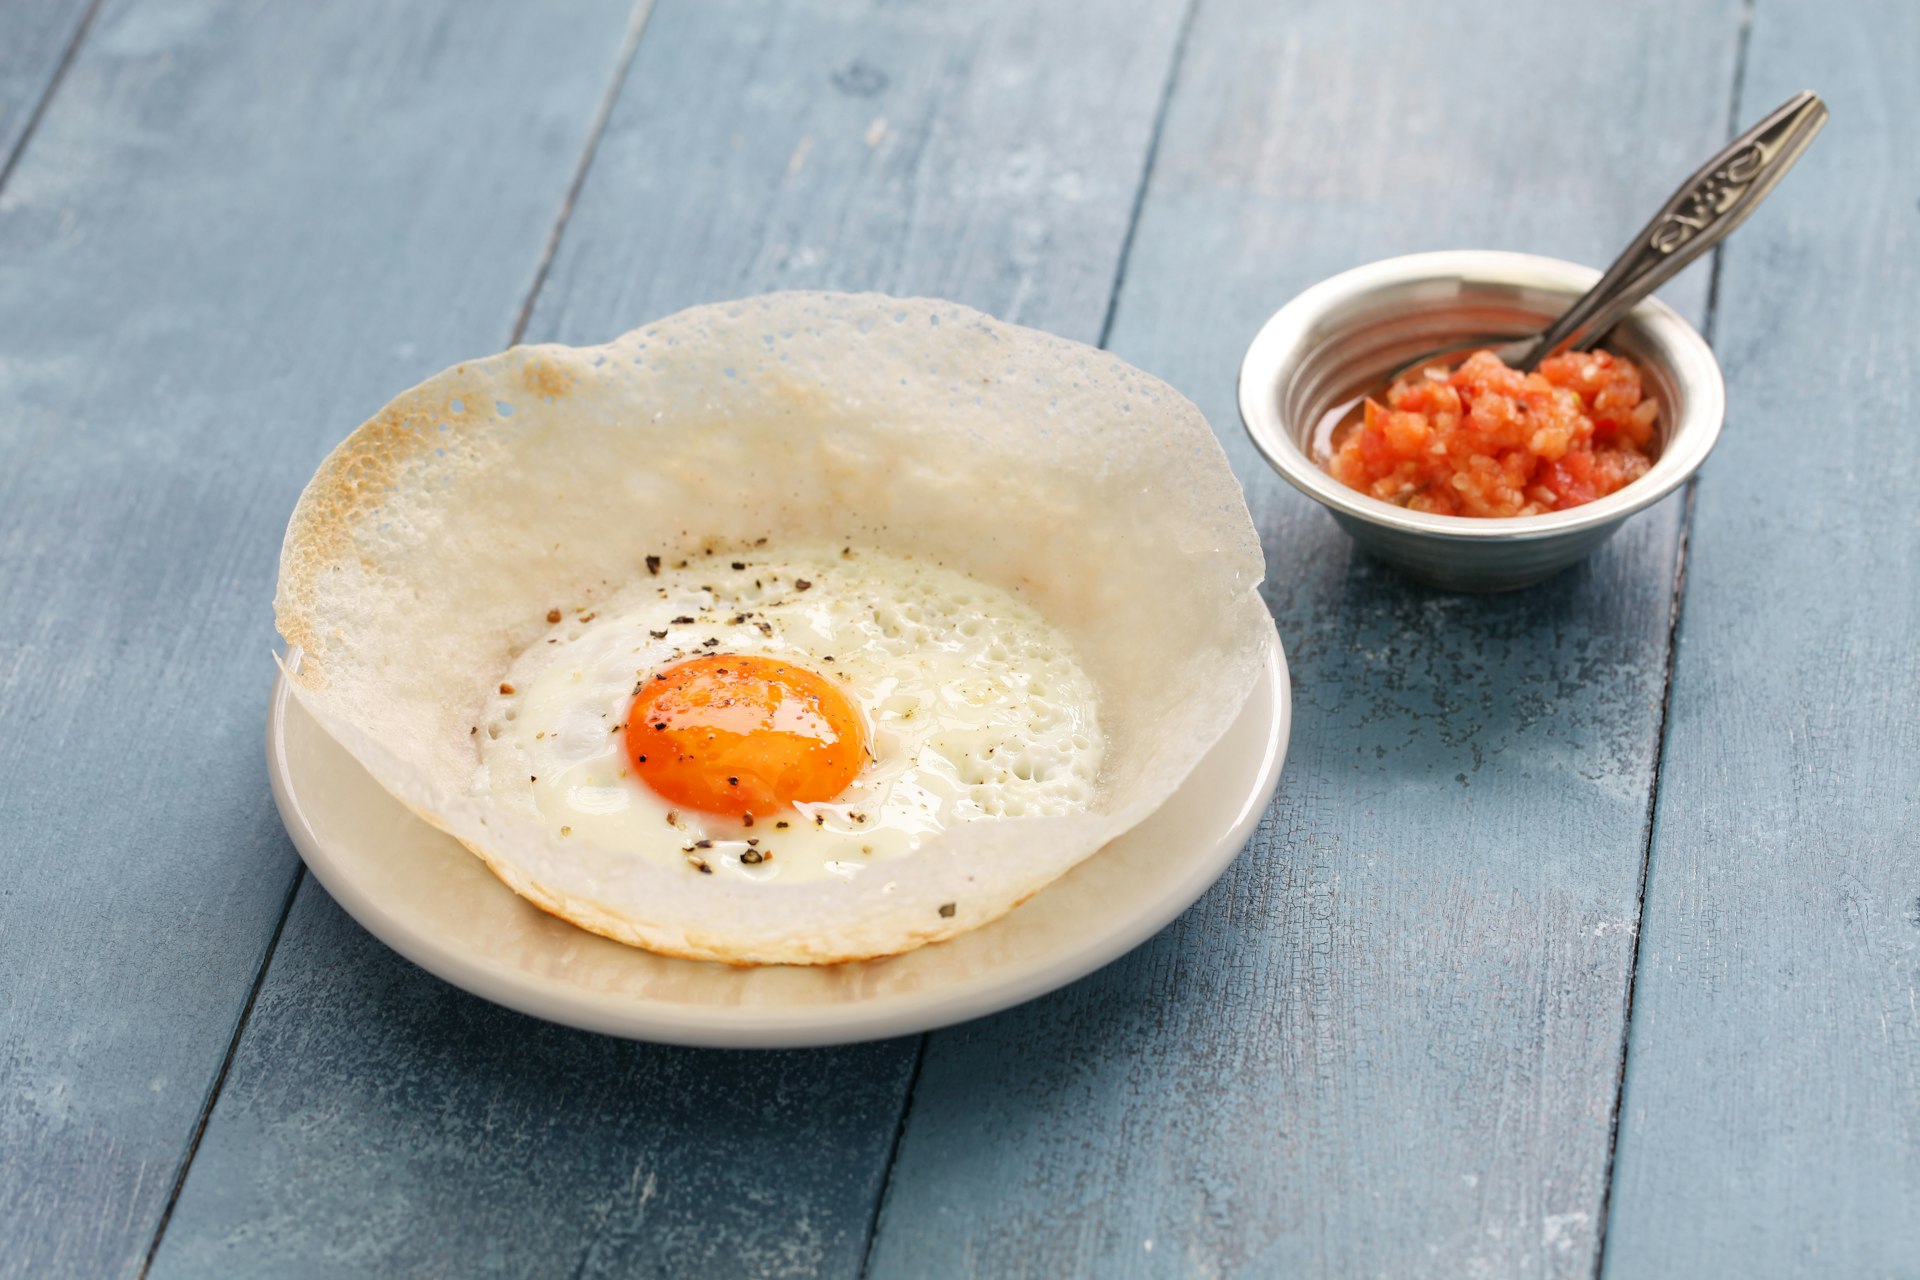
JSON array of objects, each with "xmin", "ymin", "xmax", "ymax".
[
  {"xmin": 526, "ymin": 0, "xmax": 1190, "ymax": 346},
  {"xmin": 0, "ymin": 1, "xmax": 637, "ymax": 1275},
  {"xmin": 150, "ymin": 890, "xmax": 919, "ymax": 1280},
  {"xmin": 0, "ymin": 0, "xmax": 92, "ymax": 173},
  {"xmin": 864, "ymin": 2, "xmax": 1744, "ymax": 1276},
  {"xmin": 150, "ymin": 0, "xmax": 1192, "ymax": 1275},
  {"xmin": 1601, "ymin": 3, "xmax": 1920, "ymax": 1274}
]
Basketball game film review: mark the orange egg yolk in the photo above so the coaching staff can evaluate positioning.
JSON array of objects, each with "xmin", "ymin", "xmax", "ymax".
[{"xmin": 624, "ymin": 654, "xmax": 865, "ymax": 818}]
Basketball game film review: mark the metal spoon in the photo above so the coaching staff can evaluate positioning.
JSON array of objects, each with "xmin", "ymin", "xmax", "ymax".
[{"xmin": 1400, "ymin": 88, "xmax": 1828, "ymax": 378}]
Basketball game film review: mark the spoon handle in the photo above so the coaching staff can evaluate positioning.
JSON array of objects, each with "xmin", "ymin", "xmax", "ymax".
[{"xmin": 1513, "ymin": 89, "xmax": 1829, "ymax": 370}]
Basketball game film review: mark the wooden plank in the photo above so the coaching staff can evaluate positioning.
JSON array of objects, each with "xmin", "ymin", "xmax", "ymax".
[
  {"xmin": 0, "ymin": 1, "xmax": 637, "ymax": 1275},
  {"xmin": 1600, "ymin": 3, "xmax": 1920, "ymax": 1274},
  {"xmin": 523, "ymin": 0, "xmax": 1189, "ymax": 345},
  {"xmin": 0, "ymin": 0, "xmax": 92, "ymax": 173},
  {"xmin": 149, "ymin": 0, "xmax": 1192, "ymax": 1275},
  {"xmin": 150, "ymin": 888, "xmax": 921, "ymax": 1280},
  {"xmin": 863, "ymin": 2, "xmax": 1746, "ymax": 1276}
]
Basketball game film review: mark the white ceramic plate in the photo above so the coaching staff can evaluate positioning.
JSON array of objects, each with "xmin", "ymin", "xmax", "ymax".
[{"xmin": 266, "ymin": 619, "xmax": 1289, "ymax": 1048}]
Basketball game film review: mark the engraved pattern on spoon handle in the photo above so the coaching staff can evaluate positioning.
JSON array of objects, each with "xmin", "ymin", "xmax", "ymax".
[{"xmin": 1514, "ymin": 90, "xmax": 1829, "ymax": 370}]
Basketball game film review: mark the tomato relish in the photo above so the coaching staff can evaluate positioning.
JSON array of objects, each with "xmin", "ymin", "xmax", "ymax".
[{"xmin": 1325, "ymin": 348, "xmax": 1659, "ymax": 517}]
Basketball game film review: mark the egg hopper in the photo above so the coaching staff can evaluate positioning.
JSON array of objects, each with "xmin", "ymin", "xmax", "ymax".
[
  {"xmin": 267, "ymin": 625, "xmax": 1286, "ymax": 1046},
  {"xmin": 275, "ymin": 293, "xmax": 1273, "ymax": 964}
]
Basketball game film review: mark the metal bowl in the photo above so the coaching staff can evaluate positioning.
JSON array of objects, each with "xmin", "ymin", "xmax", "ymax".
[{"xmin": 1237, "ymin": 250, "xmax": 1725, "ymax": 592}]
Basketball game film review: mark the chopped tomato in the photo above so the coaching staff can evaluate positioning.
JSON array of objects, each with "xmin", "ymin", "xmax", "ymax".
[{"xmin": 1327, "ymin": 348, "xmax": 1657, "ymax": 517}]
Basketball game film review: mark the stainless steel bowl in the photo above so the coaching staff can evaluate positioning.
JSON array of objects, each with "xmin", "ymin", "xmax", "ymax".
[{"xmin": 1237, "ymin": 250, "xmax": 1725, "ymax": 591}]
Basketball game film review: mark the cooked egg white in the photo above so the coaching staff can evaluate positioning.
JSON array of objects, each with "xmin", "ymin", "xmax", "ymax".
[{"xmin": 475, "ymin": 548, "xmax": 1105, "ymax": 884}]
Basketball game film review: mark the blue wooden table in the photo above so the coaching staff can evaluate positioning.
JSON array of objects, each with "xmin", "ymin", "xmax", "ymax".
[{"xmin": 3, "ymin": 1, "xmax": 1914, "ymax": 1275}]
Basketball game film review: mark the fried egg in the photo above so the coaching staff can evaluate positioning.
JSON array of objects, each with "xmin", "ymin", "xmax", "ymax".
[
  {"xmin": 275, "ymin": 292, "xmax": 1272, "ymax": 964},
  {"xmin": 476, "ymin": 548, "xmax": 1105, "ymax": 885}
]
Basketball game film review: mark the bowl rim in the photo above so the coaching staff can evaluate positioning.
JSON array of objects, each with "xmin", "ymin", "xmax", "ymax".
[{"xmin": 1237, "ymin": 250, "xmax": 1726, "ymax": 542}]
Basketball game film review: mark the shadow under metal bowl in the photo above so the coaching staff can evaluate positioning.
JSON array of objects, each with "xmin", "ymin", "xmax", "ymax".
[{"xmin": 1238, "ymin": 250, "xmax": 1725, "ymax": 592}]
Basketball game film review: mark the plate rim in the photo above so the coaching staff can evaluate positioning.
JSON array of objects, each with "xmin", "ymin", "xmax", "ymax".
[{"xmin": 266, "ymin": 618, "xmax": 1290, "ymax": 1048}]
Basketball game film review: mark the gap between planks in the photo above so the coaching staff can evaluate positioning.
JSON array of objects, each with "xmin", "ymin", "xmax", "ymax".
[
  {"xmin": 509, "ymin": 0, "xmax": 656, "ymax": 350},
  {"xmin": 857, "ymin": 1040, "xmax": 929, "ymax": 1280},
  {"xmin": 0, "ymin": 0, "xmax": 107, "ymax": 197},
  {"xmin": 139, "ymin": 867, "xmax": 307, "ymax": 1279},
  {"xmin": 1096, "ymin": 0, "xmax": 1206, "ymax": 351},
  {"xmin": 1589, "ymin": 2, "xmax": 1756, "ymax": 1272},
  {"xmin": 852, "ymin": 1, "xmax": 1207, "ymax": 1267},
  {"xmin": 132, "ymin": 1, "xmax": 659, "ymax": 1269}
]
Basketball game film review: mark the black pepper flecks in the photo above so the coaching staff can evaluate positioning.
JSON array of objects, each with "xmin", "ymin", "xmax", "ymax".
[
  {"xmin": 645, "ymin": 555, "xmax": 662, "ymax": 575},
  {"xmin": 938, "ymin": 903, "xmax": 956, "ymax": 918},
  {"xmin": 740, "ymin": 849, "xmax": 764, "ymax": 865},
  {"xmin": 671, "ymin": 615, "xmax": 694, "ymax": 625},
  {"xmin": 794, "ymin": 579, "xmax": 813, "ymax": 591},
  {"xmin": 730, "ymin": 561, "xmax": 746, "ymax": 570}
]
